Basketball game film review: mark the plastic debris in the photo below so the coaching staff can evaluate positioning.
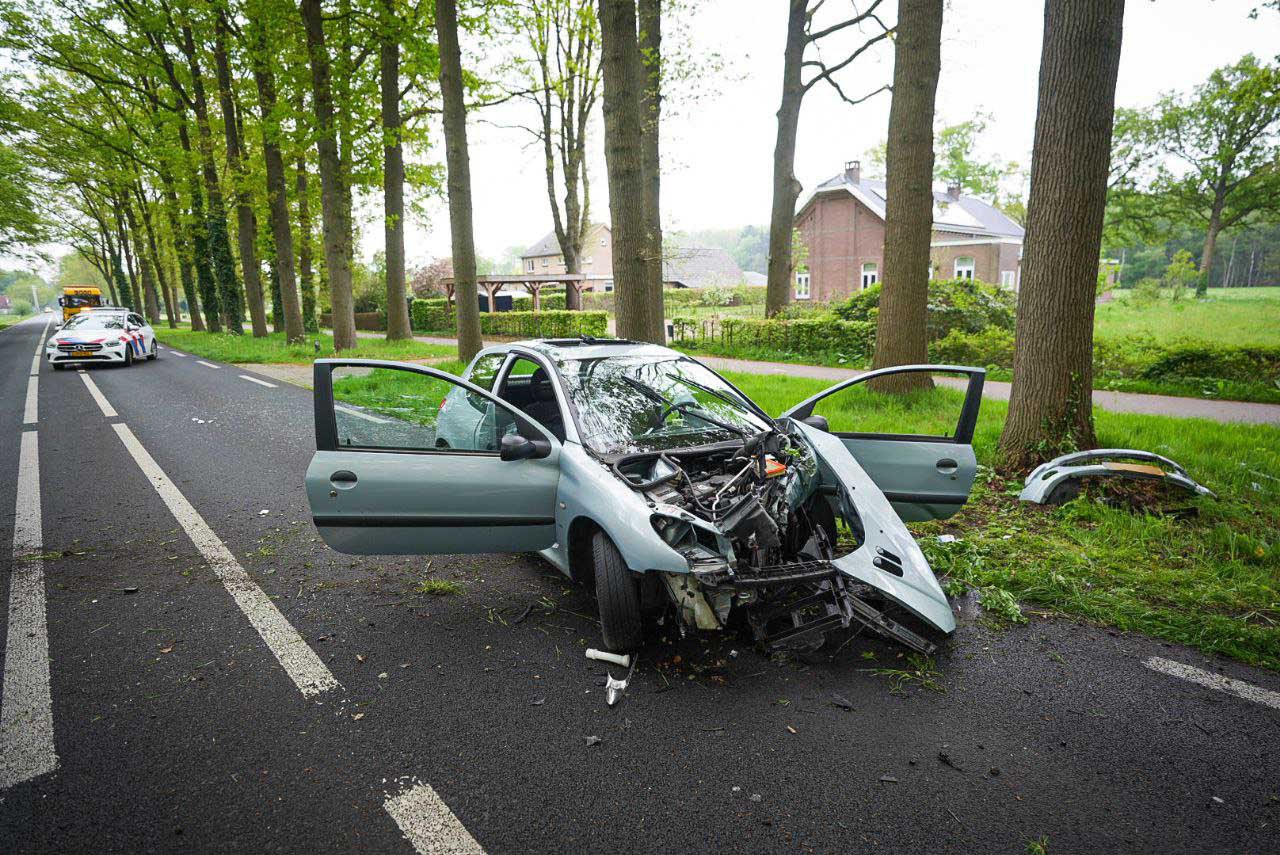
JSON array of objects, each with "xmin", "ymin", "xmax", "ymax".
[
  {"xmin": 937, "ymin": 534, "xmax": 958, "ymax": 543},
  {"xmin": 878, "ymin": 775, "xmax": 898, "ymax": 784},
  {"xmin": 585, "ymin": 648, "xmax": 630, "ymax": 667},
  {"xmin": 258, "ymin": 509, "xmax": 270, "ymax": 516},
  {"xmin": 831, "ymin": 693, "xmax": 854, "ymax": 711},
  {"xmin": 584, "ymin": 735, "xmax": 602, "ymax": 747}
]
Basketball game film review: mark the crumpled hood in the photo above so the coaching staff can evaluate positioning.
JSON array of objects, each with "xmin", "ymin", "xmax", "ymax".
[{"xmin": 791, "ymin": 420, "xmax": 956, "ymax": 634}]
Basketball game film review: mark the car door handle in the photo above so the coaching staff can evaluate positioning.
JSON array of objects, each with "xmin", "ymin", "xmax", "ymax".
[
  {"xmin": 330, "ymin": 470, "xmax": 358, "ymax": 484},
  {"xmin": 935, "ymin": 458, "xmax": 958, "ymax": 475}
]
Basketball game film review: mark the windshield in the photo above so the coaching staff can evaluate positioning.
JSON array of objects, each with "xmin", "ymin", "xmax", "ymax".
[
  {"xmin": 556, "ymin": 354, "xmax": 771, "ymax": 454},
  {"xmin": 63, "ymin": 313, "xmax": 125, "ymax": 330}
]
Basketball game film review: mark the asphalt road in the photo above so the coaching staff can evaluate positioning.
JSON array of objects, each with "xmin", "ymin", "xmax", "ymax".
[{"xmin": 2, "ymin": 315, "xmax": 1278, "ymax": 854}]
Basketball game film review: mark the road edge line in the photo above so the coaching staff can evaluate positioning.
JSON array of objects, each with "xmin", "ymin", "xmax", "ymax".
[{"xmin": 1144, "ymin": 656, "xmax": 1280, "ymax": 711}]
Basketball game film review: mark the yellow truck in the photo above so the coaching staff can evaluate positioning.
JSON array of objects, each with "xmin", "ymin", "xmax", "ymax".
[{"xmin": 59, "ymin": 286, "xmax": 102, "ymax": 324}]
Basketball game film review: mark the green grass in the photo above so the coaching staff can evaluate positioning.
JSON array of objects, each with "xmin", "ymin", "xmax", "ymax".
[
  {"xmin": 724, "ymin": 369, "xmax": 1280, "ymax": 670},
  {"xmin": 154, "ymin": 326, "xmax": 456, "ymax": 364},
  {"xmin": 1096, "ymin": 287, "xmax": 1280, "ymax": 349},
  {"xmin": 0, "ymin": 312, "xmax": 38, "ymax": 331},
  {"xmin": 415, "ymin": 578, "xmax": 463, "ymax": 596}
]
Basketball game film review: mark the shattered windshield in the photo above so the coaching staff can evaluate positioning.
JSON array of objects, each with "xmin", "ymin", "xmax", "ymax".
[{"xmin": 557, "ymin": 354, "xmax": 771, "ymax": 454}]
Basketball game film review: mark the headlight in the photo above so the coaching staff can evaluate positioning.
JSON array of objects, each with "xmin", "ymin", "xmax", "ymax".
[
  {"xmin": 104, "ymin": 338, "xmax": 121, "ymax": 346},
  {"xmin": 651, "ymin": 514, "xmax": 697, "ymax": 550}
]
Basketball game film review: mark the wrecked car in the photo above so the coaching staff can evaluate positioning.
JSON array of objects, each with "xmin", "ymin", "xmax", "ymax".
[{"xmin": 304, "ymin": 339, "xmax": 985, "ymax": 655}]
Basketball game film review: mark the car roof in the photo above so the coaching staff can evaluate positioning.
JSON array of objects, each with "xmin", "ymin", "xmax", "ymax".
[{"xmin": 507, "ymin": 338, "xmax": 680, "ymax": 362}]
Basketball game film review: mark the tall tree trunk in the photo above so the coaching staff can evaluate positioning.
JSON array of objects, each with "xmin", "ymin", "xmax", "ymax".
[
  {"xmin": 249, "ymin": 12, "xmax": 305, "ymax": 343},
  {"xmin": 296, "ymin": 153, "xmax": 318, "ymax": 334},
  {"xmin": 181, "ymin": 24, "xmax": 244, "ymax": 333},
  {"xmin": 178, "ymin": 122, "xmax": 219, "ymax": 331},
  {"xmin": 300, "ymin": 0, "xmax": 357, "ymax": 350},
  {"xmin": 598, "ymin": 0, "xmax": 655, "ymax": 342},
  {"xmin": 1198, "ymin": 197, "xmax": 1223, "ymax": 297},
  {"xmin": 124, "ymin": 195, "xmax": 162, "ymax": 324},
  {"xmin": 114, "ymin": 199, "xmax": 139, "ymax": 310},
  {"xmin": 435, "ymin": 0, "xmax": 483, "ymax": 362},
  {"xmin": 136, "ymin": 186, "xmax": 177, "ymax": 327},
  {"xmin": 214, "ymin": 15, "xmax": 269, "ymax": 337},
  {"xmin": 380, "ymin": 0, "xmax": 412, "ymax": 340},
  {"xmin": 765, "ymin": 0, "xmax": 808, "ymax": 318},
  {"xmin": 638, "ymin": 0, "xmax": 664, "ymax": 341},
  {"xmin": 870, "ymin": 0, "xmax": 943, "ymax": 393},
  {"xmin": 998, "ymin": 0, "xmax": 1124, "ymax": 469}
]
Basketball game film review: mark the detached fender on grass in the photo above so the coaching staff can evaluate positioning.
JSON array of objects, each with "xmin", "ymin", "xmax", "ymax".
[{"xmin": 1019, "ymin": 448, "xmax": 1216, "ymax": 505}]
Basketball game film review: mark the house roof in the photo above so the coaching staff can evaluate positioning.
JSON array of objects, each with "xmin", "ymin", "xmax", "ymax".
[
  {"xmin": 522, "ymin": 223, "xmax": 607, "ymax": 259},
  {"xmin": 662, "ymin": 246, "xmax": 743, "ymax": 288},
  {"xmin": 799, "ymin": 173, "xmax": 1025, "ymax": 240}
]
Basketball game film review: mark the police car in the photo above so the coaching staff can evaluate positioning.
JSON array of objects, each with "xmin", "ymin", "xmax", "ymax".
[{"xmin": 46, "ymin": 308, "xmax": 157, "ymax": 369}]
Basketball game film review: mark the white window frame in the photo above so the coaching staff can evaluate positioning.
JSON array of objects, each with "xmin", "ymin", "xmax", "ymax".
[
  {"xmin": 861, "ymin": 262, "xmax": 879, "ymax": 289},
  {"xmin": 1000, "ymin": 270, "xmax": 1015, "ymax": 288},
  {"xmin": 525, "ymin": 259, "xmax": 534, "ymax": 273},
  {"xmin": 954, "ymin": 256, "xmax": 976, "ymax": 280},
  {"xmin": 541, "ymin": 257, "xmax": 549, "ymax": 267},
  {"xmin": 795, "ymin": 271, "xmax": 811, "ymax": 300}
]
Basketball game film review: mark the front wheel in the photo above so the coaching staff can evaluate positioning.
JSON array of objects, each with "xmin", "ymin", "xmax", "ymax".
[
  {"xmin": 122, "ymin": 344, "xmax": 133, "ymax": 367},
  {"xmin": 592, "ymin": 531, "xmax": 643, "ymax": 653},
  {"xmin": 147, "ymin": 339, "xmax": 158, "ymax": 360},
  {"xmin": 52, "ymin": 363, "xmax": 65, "ymax": 371}
]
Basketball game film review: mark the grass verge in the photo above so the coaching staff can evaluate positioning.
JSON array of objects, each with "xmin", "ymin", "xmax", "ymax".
[
  {"xmin": 724, "ymin": 370, "xmax": 1280, "ymax": 670},
  {"xmin": 154, "ymin": 326, "xmax": 456, "ymax": 364}
]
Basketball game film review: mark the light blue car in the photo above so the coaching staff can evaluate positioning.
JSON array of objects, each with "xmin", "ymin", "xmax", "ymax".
[{"xmin": 305, "ymin": 339, "xmax": 985, "ymax": 654}]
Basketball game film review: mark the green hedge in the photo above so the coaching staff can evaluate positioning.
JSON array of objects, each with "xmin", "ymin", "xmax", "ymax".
[
  {"xmin": 1139, "ymin": 343, "xmax": 1280, "ymax": 386},
  {"xmin": 930, "ymin": 327, "xmax": 1016, "ymax": 368},
  {"xmin": 833, "ymin": 279, "xmax": 1016, "ymax": 341},
  {"xmin": 512, "ymin": 293, "xmax": 567, "ymax": 311},
  {"xmin": 411, "ymin": 299, "xmax": 607, "ymax": 338},
  {"xmin": 673, "ymin": 316, "xmax": 874, "ymax": 362},
  {"xmin": 583, "ymin": 285, "xmax": 767, "ymax": 313}
]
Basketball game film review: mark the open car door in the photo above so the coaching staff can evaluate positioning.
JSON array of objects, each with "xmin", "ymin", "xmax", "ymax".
[
  {"xmin": 780, "ymin": 365, "xmax": 985, "ymax": 522},
  {"xmin": 306, "ymin": 359, "xmax": 561, "ymax": 554}
]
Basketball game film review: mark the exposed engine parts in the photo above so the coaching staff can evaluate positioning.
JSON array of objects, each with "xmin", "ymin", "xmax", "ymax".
[{"xmin": 608, "ymin": 425, "xmax": 936, "ymax": 655}]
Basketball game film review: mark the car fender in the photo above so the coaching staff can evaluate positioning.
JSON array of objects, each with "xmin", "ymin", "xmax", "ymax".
[
  {"xmin": 792, "ymin": 420, "xmax": 956, "ymax": 634},
  {"xmin": 551, "ymin": 443, "xmax": 691, "ymax": 576}
]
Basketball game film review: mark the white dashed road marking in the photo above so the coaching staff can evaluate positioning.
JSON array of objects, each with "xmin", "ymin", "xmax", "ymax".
[
  {"xmin": 196, "ymin": 360, "xmax": 219, "ymax": 369},
  {"xmin": 239, "ymin": 374, "xmax": 277, "ymax": 388},
  {"xmin": 110, "ymin": 423, "xmax": 339, "ymax": 697},
  {"xmin": 1144, "ymin": 656, "xmax": 1280, "ymax": 711},
  {"xmin": 0, "ymin": 431, "xmax": 58, "ymax": 790},
  {"xmin": 336, "ymin": 404, "xmax": 389, "ymax": 424},
  {"xmin": 22, "ymin": 319, "xmax": 48, "ymax": 425},
  {"xmin": 385, "ymin": 783, "xmax": 485, "ymax": 854},
  {"xmin": 78, "ymin": 372, "xmax": 118, "ymax": 418},
  {"xmin": 165, "ymin": 349, "xmax": 188, "ymax": 357}
]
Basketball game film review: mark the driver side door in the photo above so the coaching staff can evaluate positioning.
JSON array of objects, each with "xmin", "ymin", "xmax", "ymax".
[
  {"xmin": 305, "ymin": 359, "xmax": 561, "ymax": 554},
  {"xmin": 781, "ymin": 365, "xmax": 985, "ymax": 522}
]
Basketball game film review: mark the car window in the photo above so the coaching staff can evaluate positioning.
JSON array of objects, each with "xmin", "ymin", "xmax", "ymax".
[
  {"xmin": 468, "ymin": 354, "xmax": 504, "ymax": 391},
  {"xmin": 506, "ymin": 357, "xmax": 541, "ymax": 382},
  {"xmin": 807, "ymin": 375, "xmax": 968, "ymax": 438},
  {"xmin": 330, "ymin": 365, "xmax": 512, "ymax": 453},
  {"xmin": 64, "ymin": 314, "xmax": 125, "ymax": 330},
  {"xmin": 129, "ymin": 314, "xmax": 145, "ymax": 327}
]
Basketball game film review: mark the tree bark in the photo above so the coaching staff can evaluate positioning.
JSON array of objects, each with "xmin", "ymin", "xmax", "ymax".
[
  {"xmin": 1198, "ymin": 196, "xmax": 1224, "ymax": 296},
  {"xmin": 998, "ymin": 0, "xmax": 1124, "ymax": 469},
  {"xmin": 180, "ymin": 24, "xmax": 244, "ymax": 334},
  {"xmin": 436, "ymin": 0, "xmax": 484, "ymax": 362},
  {"xmin": 300, "ymin": 0, "xmax": 357, "ymax": 350},
  {"xmin": 159, "ymin": 170, "xmax": 202, "ymax": 330},
  {"xmin": 214, "ymin": 15, "xmax": 268, "ymax": 337},
  {"xmin": 598, "ymin": 0, "xmax": 655, "ymax": 342},
  {"xmin": 135, "ymin": 185, "xmax": 177, "ymax": 328},
  {"xmin": 124, "ymin": 199, "xmax": 162, "ymax": 324},
  {"xmin": 249, "ymin": 12, "xmax": 305, "ymax": 343},
  {"xmin": 870, "ymin": 0, "xmax": 943, "ymax": 393},
  {"xmin": 638, "ymin": 0, "xmax": 664, "ymax": 341},
  {"xmin": 178, "ymin": 121, "xmax": 220, "ymax": 331},
  {"xmin": 295, "ymin": 153, "xmax": 318, "ymax": 333},
  {"xmin": 380, "ymin": 0, "xmax": 412, "ymax": 340},
  {"xmin": 765, "ymin": 0, "xmax": 808, "ymax": 318}
]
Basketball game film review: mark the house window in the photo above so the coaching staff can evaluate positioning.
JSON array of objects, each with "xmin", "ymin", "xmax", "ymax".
[
  {"xmin": 954, "ymin": 256, "xmax": 976, "ymax": 280},
  {"xmin": 525, "ymin": 259, "xmax": 534, "ymax": 273},
  {"xmin": 604, "ymin": 281, "xmax": 614, "ymax": 292},
  {"xmin": 541, "ymin": 257, "xmax": 549, "ymax": 267},
  {"xmin": 583, "ymin": 257, "xmax": 593, "ymax": 266},
  {"xmin": 600, "ymin": 237, "xmax": 607, "ymax": 246},
  {"xmin": 795, "ymin": 271, "xmax": 811, "ymax": 300},
  {"xmin": 861, "ymin": 262, "xmax": 878, "ymax": 289},
  {"xmin": 1000, "ymin": 270, "xmax": 1015, "ymax": 288}
]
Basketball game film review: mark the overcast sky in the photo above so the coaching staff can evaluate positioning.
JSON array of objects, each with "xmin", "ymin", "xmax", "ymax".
[{"xmin": 11, "ymin": 0, "xmax": 1280, "ymax": 278}]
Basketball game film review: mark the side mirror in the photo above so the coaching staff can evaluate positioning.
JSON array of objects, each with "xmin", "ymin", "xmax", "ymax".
[
  {"xmin": 500, "ymin": 433, "xmax": 549, "ymax": 461},
  {"xmin": 801, "ymin": 414, "xmax": 830, "ymax": 432}
]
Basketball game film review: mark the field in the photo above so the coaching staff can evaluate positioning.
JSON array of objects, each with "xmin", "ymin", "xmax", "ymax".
[{"xmin": 1095, "ymin": 286, "xmax": 1280, "ymax": 348}]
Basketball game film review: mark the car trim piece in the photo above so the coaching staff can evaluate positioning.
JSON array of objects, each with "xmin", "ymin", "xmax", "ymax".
[
  {"xmin": 313, "ymin": 515, "xmax": 556, "ymax": 527},
  {"xmin": 882, "ymin": 491, "xmax": 968, "ymax": 505}
]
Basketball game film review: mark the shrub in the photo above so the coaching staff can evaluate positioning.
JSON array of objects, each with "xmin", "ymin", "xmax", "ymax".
[
  {"xmin": 411, "ymin": 298, "xmax": 453, "ymax": 332},
  {"xmin": 832, "ymin": 278, "xmax": 1015, "ymax": 341},
  {"xmin": 1139, "ymin": 343, "xmax": 1280, "ymax": 386},
  {"xmin": 673, "ymin": 316, "xmax": 874, "ymax": 362},
  {"xmin": 511, "ymin": 293, "xmax": 567, "ymax": 311},
  {"xmin": 480, "ymin": 310, "xmax": 607, "ymax": 338},
  {"xmin": 831, "ymin": 283, "xmax": 881, "ymax": 322},
  {"xmin": 583, "ymin": 285, "xmax": 766, "ymax": 313},
  {"xmin": 930, "ymin": 327, "xmax": 1016, "ymax": 369}
]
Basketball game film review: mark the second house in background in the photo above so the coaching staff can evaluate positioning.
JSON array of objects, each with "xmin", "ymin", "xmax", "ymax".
[
  {"xmin": 794, "ymin": 160, "xmax": 1024, "ymax": 302},
  {"xmin": 519, "ymin": 223, "xmax": 745, "ymax": 291}
]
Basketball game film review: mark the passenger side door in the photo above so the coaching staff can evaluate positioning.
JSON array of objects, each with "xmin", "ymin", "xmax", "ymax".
[
  {"xmin": 781, "ymin": 365, "xmax": 985, "ymax": 522},
  {"xmin": 305, "ymin": 360, "xmax": 561, "ymax": 554}
]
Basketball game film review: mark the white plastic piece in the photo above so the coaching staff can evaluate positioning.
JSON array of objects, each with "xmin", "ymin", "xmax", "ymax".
[{"xmin": 585, "ymin": 648, "xmax": 630, "ymax": 667}]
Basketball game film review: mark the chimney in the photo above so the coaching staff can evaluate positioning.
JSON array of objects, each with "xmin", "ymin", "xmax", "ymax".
[
  {"xmin": 844, "ymin": 160, "xmax": 861, "ymax": 184},
  {"xmin": 946, "ymin": 182, "xmax": 962, "ymax": 201}
]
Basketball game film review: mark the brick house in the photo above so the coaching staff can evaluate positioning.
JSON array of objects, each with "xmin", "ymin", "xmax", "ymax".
[
  {"xmin": 793, "ymin": 161, "xmax": 1024, "ymax": 302},
  {"xmin": 521, "ymin": 223, "xmax": 614, "ymax": 276}
]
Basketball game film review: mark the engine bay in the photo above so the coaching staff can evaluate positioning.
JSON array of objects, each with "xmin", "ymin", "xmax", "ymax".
[{"xmin": 606, "ymin": 425, "xmax": 937, "ymax": 655}]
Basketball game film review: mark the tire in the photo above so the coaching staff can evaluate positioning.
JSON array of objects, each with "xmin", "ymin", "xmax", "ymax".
[
  {"xmin": 122, "ymin": 344, "xmax": 133, "ymax": 367},
  {"xmin": 147, "ymin": 339, "xmax": 158, "ymax": 360},
  {"xmin": 592, "ymin": 530, "xmax": 643, "ymax": 653},
  {"xmin": 52, "ymin": 363, "xmax": 65, "ymax": 371}
]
